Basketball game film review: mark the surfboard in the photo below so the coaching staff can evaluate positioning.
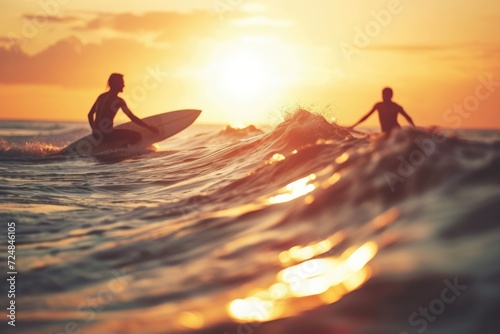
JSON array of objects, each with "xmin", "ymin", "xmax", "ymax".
[{"xmin": 61, "ymin": 109, "xmax": 201, "ymax": 156}]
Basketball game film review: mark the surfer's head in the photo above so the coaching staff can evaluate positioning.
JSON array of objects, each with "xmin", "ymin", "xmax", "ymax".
[
  {"xmin": 382, "ymin": 87, "xmax": 393, "ymax": 102},
  {"xmin": 107, "ymin": 73, "xmax": 125, "ymax": 93}
]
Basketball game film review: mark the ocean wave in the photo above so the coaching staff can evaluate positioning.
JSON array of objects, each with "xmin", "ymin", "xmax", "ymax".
[
  {"xmin": 2, "ymin": 109, "xmax": 500, "ymax": 334},
  {"xmin": 0, "ymin": 120, "xmax": 65, "ymax": 131},
  {"xmin": 0, "ymin": 137, "xmax": 64, "ymax": 158}
]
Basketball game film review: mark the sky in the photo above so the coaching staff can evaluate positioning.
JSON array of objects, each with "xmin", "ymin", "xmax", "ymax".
[{"xmin": 0, "ymin": 0, "xmax": 499, "ymax": 128}]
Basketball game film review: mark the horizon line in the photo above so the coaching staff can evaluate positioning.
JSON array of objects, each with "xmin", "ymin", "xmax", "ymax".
[{"xmin": 1, "ymin": 117, "xmax": 499, "ymax": 131}]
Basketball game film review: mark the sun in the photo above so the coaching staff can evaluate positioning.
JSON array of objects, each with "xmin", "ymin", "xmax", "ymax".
[
  {"xmin": 201, "ymin": 39, "xmax": 308, "ymax": 125},
  {"xmin": 209, "ymin": 49, "xmax": 277, "ymax": 100},
  {"xmin": 217, "ymin": 52, "xmax": 271, "ymax": 99},
  {"xmin": 204, "ymin": 45, "xmax": 290, "ymax": 125}
]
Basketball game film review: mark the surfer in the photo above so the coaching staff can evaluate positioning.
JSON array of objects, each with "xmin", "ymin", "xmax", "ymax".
[
  {"xmin": 350, "ymin": 87, "xmax": 415, "ymax": 134},
  {"xmin": 87, "ymin": 73, "xmax": 158, "ymax": 144}
]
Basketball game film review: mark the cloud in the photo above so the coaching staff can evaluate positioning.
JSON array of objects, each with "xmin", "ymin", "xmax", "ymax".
[
  {"xmin": 232, "ymin": 16, "xmax": 292, "ymax": 27},
  {"xmin": 0, "ymin": 36, "xmax": 178, "ymax": 87},
  {"xmin": 22, "ymin": 14, "xmax": 82, "ymax": 24},
  {"xmin": 0, "ymin": 10, "xmax": 229, "ymax": 87},
  {"xmin": 69, "ymin": 10, "xmax": 288, "ymax": 42},
  {"xmin": 0, "ymin": 36, "xmax": 20, "ymax": 43},
  {"xmin": 365, "ymin": 44, "xmax": 463, "ymax": 53},
  {"xmin": 240, "ymin": 3, "xmax": 268, "ymax": 14},
  {"xmin": 0, "ymin": 9, "xmax": 301, "ymax": 88},
  {"xmin": 364, "ymin": 42, "xmax": 500, "ymax": 54},
  {"xmin": 73, "ymin": 11, "xmax": 220, "ymax": 36},
  {"xmin": 363, "ymin": 42, "xmax": 500, "ymax": 76},
  {"xmin": 365, "ymin": 43, "xmax": 500, "ymax": 65}
]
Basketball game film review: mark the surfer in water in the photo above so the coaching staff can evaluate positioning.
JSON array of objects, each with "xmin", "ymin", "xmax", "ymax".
[
  {"xmin": 350, "ymin": 87, "xmax": 415, "ymax": 134},
  {"xmin": 88, "ymin": 73, "xmax": 158, "ymax": 145}
]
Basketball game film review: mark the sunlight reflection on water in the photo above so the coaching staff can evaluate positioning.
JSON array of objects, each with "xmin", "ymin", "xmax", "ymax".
[
  {"xmin": 228, "ymin": 241, "xmax": 378, "ymax": 322},
  {"xmin": 268, "ymin": 173, "xmax": 317, "ymax": 204}
]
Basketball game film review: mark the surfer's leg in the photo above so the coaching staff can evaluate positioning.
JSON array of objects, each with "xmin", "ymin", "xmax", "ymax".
[{"xmin": 106, "ymin": 129, "xmax": 142, "ymax": 145}]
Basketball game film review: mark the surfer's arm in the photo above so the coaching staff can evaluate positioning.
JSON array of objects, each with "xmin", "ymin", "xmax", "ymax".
[
  {"xmin": 351, "ymin": 105, "xmax": 377, "ymax": 128},
  {"xmin": 121, "ymin": 101, "xmax": 159, "ymax": 134},
  {"xmin": 87, "ymin": 101, "xmax": 97, "ymax": 129},
  {"xmin": 399, "ymin": 108, "xmax": 415, "ymax": 127}
]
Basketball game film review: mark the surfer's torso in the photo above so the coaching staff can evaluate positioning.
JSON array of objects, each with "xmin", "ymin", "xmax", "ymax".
[
  {"xmin": 92, "ymin": 92, "xmax": 124, "ymax": 132},
  {"xmin": 375, "ymin": 101, "xmax": 403, "ymax": 133}
]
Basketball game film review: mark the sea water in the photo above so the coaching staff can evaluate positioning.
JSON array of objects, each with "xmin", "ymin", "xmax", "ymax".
[{"xmin": 1, "ymin": 110, "xmax": 499, "ymax": 334}]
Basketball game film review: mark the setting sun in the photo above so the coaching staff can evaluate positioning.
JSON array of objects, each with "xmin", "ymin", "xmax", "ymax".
[
  {"xmin": 212, "ymin": 50, "xmax": 273, "ymax": 99},
  {"xmin": 203, "ymin": 42, "xmax": 296, "ymax": 125}
]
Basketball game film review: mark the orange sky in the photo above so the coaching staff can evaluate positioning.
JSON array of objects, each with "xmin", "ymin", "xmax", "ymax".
[{"xmin": 0, "ymin": 0, "xmax": 499, "ymax": 128}]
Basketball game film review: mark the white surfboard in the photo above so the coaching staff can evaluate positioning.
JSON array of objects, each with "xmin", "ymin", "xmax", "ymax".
[{"xmin": 61, "ymin": 109, "xmax": 201, "ymax": 156}]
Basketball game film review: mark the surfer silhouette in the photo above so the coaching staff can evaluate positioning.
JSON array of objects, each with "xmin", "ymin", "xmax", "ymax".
[
  {"xmin": 88, "ymin": 73, "xmax": 158, "ymax": 145},
  {"xmin": 350, "ymin": 87, "xmax": 415, "ymax": 134}
]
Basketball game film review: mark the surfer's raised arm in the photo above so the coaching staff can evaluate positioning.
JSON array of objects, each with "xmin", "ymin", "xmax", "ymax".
[
  {"xmin": 120, "ymin": 99, "xmax": 159, "ymax": 135},
  {"xmin": 351, "ymin": 104, "xmax": 377, "ymax": 129},
  {"xmin": 399, "ymin": 107, "xmax": 415, "ymax": 127}
]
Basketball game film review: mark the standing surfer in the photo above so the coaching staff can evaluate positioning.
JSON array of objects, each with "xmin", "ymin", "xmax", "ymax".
[{"xmin": 350, "ymin": 87, "xmax": 415, "ymax": 134}]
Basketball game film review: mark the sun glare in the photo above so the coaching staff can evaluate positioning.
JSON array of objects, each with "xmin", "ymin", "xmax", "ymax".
[
  {"xmin": 205, "ymin": 43, "xmax": 295, "ymax": 125},
  {"xmin": 210, "ymin": 48, "xmax": 279, "ymax": 101},
  {"xmin": 218, "ymin": 52, "xmax": 271, "ymax": 99}
]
